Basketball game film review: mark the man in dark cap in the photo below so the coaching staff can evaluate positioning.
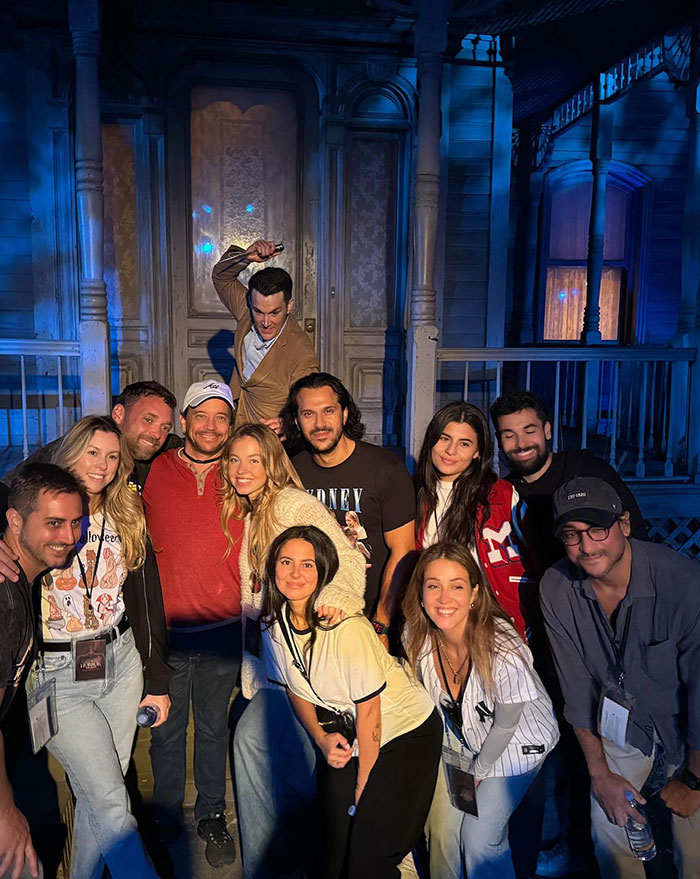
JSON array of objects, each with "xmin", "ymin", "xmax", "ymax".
[{"xmin": 540, "ymin": 476, "xmax": 700, "ymax": 878}]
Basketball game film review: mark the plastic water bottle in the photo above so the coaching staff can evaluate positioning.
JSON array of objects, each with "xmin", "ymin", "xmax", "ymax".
[
  {"xmin": 136, "ymin": 705, "xmax": 159, "ymax": 728},
  {"xmin": 624, "ymin": 790, "xmax": 656, "ymax": 861}
]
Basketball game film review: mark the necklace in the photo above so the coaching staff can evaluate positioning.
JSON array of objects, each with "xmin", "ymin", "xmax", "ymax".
[
  {"xmin": 179, "ymin": 448, "xmax": 221, "ymax": 465},
  {"xmin": 436, "ymin": 632, "xmax": 469, "ymax": 684}
]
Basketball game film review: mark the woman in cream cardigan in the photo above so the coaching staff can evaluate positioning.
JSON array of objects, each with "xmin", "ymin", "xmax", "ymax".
[{"xmin": 219, "ymin": 423, "xmax": 365, "ymax": 878}]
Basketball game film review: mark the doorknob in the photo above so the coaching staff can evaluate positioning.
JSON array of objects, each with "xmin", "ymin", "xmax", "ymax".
[{"xmin": 304, "ymin": 319, "xmax": 316, "ymax": 335}]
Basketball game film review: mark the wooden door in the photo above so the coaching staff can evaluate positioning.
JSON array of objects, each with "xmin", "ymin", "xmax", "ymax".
[
  {"xmin": 169, "ymin": 84, "xmax": 316, "ymax": 404},
  {"xmin": 322, "ymin": 124, "xmax": 409, "ymax": 448}
]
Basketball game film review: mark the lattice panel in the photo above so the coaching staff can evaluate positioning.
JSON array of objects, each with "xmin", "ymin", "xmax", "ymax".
[{"xmin": 646, "ymin": 517, "xmax": 700, "ymax": 559}]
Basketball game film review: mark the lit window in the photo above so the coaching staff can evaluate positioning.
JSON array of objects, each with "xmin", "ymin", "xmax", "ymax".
[{"xmin": 542, "ymin": 179, "xmax": 629, "ymax": 341}]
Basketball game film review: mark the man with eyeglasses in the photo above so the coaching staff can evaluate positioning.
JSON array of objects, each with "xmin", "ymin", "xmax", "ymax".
[{"xmin": 540, "ymin": 476, "xmax": 700, "ymax": 878}]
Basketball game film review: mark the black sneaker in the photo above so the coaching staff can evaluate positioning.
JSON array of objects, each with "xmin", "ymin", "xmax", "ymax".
[{"xmin": 197, "ymin": 814, "xmax": 236, "ymax": 867}]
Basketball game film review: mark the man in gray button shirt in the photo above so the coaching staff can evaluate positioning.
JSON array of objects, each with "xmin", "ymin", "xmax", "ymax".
[{"xmin": 540, "ymin": 477, "xmax": 700, "ymax": 879}]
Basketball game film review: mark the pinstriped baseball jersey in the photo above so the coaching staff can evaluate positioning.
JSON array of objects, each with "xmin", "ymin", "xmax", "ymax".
[{"xmin": 417, "ymin": 621, "xmax": 559, "ymax": 777}]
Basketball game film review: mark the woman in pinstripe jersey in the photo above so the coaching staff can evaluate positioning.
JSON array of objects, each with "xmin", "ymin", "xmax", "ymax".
[{"xmin": 403, "ymin": 543, "xmax": 559, "ymax": 879}]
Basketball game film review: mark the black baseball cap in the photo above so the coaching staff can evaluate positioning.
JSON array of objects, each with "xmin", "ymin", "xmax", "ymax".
[{"xmin": 552, "ymin": 477, "xmax": 624, "ymax": 533}]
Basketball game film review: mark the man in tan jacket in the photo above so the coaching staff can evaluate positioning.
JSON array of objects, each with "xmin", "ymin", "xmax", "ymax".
[{"xmin": 212, "ymin": 239, "xmax": 319, "ymax": 434}]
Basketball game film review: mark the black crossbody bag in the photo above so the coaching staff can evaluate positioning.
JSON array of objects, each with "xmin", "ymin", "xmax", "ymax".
[{"xmin": 278, "ymin": 607, "xmax": 356, "ymax": 744}]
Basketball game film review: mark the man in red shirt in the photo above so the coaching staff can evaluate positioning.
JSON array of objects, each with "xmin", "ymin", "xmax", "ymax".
[{"xmin": 142, "ymin": 380, "xmax": 242, "ymax": 868}]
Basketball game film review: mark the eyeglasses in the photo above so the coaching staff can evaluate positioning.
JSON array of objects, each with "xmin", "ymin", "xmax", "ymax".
[{"xmin": 559, "ymin": 523, "xmax": 616, "ymax": 546}]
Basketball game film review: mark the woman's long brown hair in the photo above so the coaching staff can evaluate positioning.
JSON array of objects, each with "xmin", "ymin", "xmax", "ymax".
[
  {"xmin": 402, "ymin": 542, "xmax": 512, "ymax": 694},
  {"xmin": 415, "ymin": 402, "xmax": 497, "ymax": 548}
]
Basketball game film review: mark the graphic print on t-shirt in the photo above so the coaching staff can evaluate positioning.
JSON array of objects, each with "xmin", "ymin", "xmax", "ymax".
[
  {"xmin": 304, "ymin": 488, "xmax": 373, "ymax": 556},
  {"xmin": 294, "ymin": 442, "xmax": 417, "ymax": 614},
  {"xmin": 41, "ymin": 514, "xmax": 126, "ymax": 640}
]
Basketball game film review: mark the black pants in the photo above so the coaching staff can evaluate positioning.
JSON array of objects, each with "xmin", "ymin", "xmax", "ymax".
[{"xmin": 318, "ymin": 709, "xmax": 442, "ymax": 879}]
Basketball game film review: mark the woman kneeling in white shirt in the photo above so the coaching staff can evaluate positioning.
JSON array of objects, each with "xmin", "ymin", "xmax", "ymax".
[
  {"xmin": 262, "ymin": 525, "xmax": 442, "ymax": 879},
  {"xmin": 402, "ymin": 542, "xmax": 559, "ymax": 879}
]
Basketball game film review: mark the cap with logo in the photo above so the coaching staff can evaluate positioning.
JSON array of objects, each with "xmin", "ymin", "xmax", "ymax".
[
  {"xmin": 182, "ymin": 380, "xmax": 234, "ymax": 412},
  {"xmin": 552, "ymin": 476, "xmax": 623, "ymax": 533}
]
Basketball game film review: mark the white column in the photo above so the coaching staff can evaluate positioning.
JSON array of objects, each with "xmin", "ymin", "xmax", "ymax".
[
  {"xmin": 406, "ymin": 0, "xmax": 447, "ymax": 463},
  {"xmin": 70, "ymin": 0, "xmax": 111, "ymax": 414}
]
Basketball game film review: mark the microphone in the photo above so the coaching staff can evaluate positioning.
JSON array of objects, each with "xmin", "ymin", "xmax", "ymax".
[{"xmin": 218, "ymin": 242, "xmax": 284, "ymax": 265}]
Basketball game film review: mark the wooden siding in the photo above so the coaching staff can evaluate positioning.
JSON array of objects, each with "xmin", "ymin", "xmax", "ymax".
[
  {"xmin": 0, "ymin": 51, "xmax": 33, "ymax": 339},
  {"xmin": 442, "ymin": 65, "xmax": 498, "ymax": 350}
]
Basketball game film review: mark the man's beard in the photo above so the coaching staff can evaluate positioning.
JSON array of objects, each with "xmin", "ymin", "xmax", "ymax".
[
  {"xmin": 506, "ymin": 446, "xmax": 550, "ymax": 477},
  {"xmin": 186, "ymin": 433, "xmax": 227, "ymax": 459},
  {"xmin": 20, "ymin": 531, "xmax": 73, "ymax": 572},
  {"xmin": 306, "ymin": 427, "xmax": 343, "ymax": 455},
  {"xmin": 129, "ymin": 434, "xmax": 162, "ymax": 462}
]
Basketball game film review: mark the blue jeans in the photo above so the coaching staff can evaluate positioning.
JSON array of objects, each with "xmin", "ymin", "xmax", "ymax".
[
  {"xmin": 233, "ymin": 687, "xmax": 317, "ymax": 879},
  {"xmin": 149, "ymin": 621, "xmax": 241, "ymax": 824},
  {"xmin": 28, "ymin": 629, "xmax": 157, "ymax": 879},
  {"xmin": 426, "ymin": 720, "xmax": 540, "ymax": 879}
]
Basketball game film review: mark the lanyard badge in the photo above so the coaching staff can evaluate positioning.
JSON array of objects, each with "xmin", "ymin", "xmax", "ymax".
[
  {"xmin": 598, "ymin": 606, "xmax": 635, "ymax": 748},
  {"xmin": 27, "ymin": 677, "xmax": 58, "ymax": 753},
  {"xmin": 76, "ymin": 515, "xmax": 107, "ymax": 631}
]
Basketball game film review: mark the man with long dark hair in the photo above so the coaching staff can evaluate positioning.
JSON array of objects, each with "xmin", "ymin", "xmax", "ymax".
[{"xmin": 281, "ymin": 372, "xmax": 415, "ymax": 642}]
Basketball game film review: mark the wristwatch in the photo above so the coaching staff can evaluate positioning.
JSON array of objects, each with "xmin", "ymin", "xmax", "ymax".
[
  {"xmin": 371, "ymin": 619, "xmax": 389, "ymax": 636},
  {"xmin": 681, "ymin": 769, "xmax": 700, "ymax": 791}
]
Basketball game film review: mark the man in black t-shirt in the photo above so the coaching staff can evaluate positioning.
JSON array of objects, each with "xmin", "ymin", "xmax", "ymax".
[
  {"xmin": 282, "ymin": 373, "xmax": 415, "ymax": 637},
  {"xmin": 0, "ymin": 464, "xmax": 84, "ymax": 878},
  {"xmin": 491, "ymin": 390, "xmax": 647, "ymax": 577}
]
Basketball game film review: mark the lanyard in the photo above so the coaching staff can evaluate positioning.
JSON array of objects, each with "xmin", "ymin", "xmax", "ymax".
[
  {"xmin": 277, "ymin": 607, "xmax": 343, "ymax": 717},
  {"xmin": 278, "ymin": 606, "xmax": 318, "ymax": 695},
  {"xmin": 75, "ymin": 515, "xmax": 106, "ymax": 607},
  {"xmin": 435, "ymin": 641, "xmax": 471, "ymax": 748},
  {"xmin": 611, "ymin": 604, "xmax": 633, "ymax": 688}
]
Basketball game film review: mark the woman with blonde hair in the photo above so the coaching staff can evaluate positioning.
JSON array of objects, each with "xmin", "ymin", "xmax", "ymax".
[
  {"xmin": 402, "ymin": 542, "xmax": 558, "ymax": 879},
  {"xmin": 27, "ymin": 414, "xmax": 171, "ymax": 879},
  {"xmin": 220, "ymin": 422, "xmax": 365, "ymax": 878}
]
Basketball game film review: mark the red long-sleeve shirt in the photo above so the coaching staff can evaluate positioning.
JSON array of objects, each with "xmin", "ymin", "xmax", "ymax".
[{"xmin": 143, "ymin": 450, "xmax": 243, "ymax": 629}]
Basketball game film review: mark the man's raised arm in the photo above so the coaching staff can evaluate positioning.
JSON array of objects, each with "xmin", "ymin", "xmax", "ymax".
[{"xmin": 212, "ymin": 239, "xmax": 279, "ymax": 322}]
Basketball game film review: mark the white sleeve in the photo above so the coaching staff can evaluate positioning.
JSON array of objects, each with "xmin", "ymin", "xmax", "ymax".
[
  {"xmin": 334, "ymin": 619, "xmax": 387, "ymax": 704},
  {"xmin": 262, "ymin": 624, "xmax": 288, "ymax": 688},
  {"xmin": 493, "ymin": 642, "xmax": 539, "ymax": 705}
]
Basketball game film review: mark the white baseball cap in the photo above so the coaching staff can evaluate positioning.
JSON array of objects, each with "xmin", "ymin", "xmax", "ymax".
[{"xmin": 182, "ymin": 380, "xmax": 234, "ymax": 412}]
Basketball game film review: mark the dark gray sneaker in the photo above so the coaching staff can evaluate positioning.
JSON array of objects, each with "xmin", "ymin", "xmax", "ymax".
[{"xmin": 197, "ymin": 814, "xmax": 236, "ymax": 867}]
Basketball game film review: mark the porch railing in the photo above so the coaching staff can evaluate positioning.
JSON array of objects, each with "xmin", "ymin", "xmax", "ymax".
[
  {"xmin": 0, "ymin": 339, "xmax": 81, "ymax": 462},
  {"xmin": 436, "ymin": 346, "xmax": 698, "ymax": 480}
]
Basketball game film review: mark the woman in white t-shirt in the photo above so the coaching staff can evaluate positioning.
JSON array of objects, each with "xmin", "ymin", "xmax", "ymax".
[
  {"xmin": 261, "ymin": 524, "xmax": 442, "ymax": 879},
  {"xmin": 402, "ymin": 542, "xmax": 559, "ymax": 879},
  {"xmin": 28, "ymin": 415, "xmax": 170, "ymax": 879}
]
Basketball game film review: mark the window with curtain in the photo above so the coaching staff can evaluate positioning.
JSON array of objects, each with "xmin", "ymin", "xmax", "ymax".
[{"xmin": 542, "ymin": 181, "xmax": 629, "ymax": 341}]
